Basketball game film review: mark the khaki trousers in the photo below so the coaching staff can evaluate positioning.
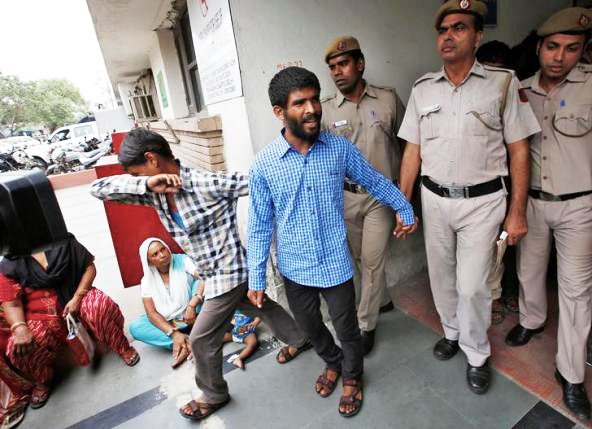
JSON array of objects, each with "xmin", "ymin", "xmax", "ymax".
[
  {"xmin": 517, "ymin": 195, "xmax": 592, "ymax": 384},
  {"xmin": 344, "ymin": 191, "xmax": 393, "ymax": 332},
  {"xmin": 421, "ymin": 185, "xmax": 506, "ymax": 367}
]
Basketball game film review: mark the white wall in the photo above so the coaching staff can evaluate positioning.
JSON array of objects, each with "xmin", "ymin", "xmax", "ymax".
[
  {"xmin": 186, "ymin": 0, "xmax": 255, "ymax": 174},
  {"xmin": 148, "ymin": 31, "xmax": 189, "ymax": 120},
  {"xmin": 229, "ymin": 0, "xmax": 571, "ymax": 154}
]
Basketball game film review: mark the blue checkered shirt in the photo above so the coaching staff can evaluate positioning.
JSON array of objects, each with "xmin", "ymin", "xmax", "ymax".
[
  {"xmin": 90, "ymin": 163, "xmax": 249, "ymax": 299},
  {"xmin": 247, "ymin": 131, "xmax": 415, "ymax": 291}
]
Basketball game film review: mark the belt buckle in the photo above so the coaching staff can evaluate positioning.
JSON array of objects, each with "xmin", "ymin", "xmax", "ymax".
[
  {"xmin": 447, "ymin": 186, "xmax": 466, "ymax": 199},
  {"xmin": 540, "ymin": 192, "xmax": 561, "ymax": 202}
]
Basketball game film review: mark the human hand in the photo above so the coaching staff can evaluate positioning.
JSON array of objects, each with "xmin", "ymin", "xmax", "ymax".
[
  {"xmin": 146, "ymin": 174, "xmax": 182, "ymax": 193},
  {"xmin": 171, "ymin": 331, "xmax": 188, "ymax": 359},
  {"xmin": 12, "ymin": 325, "xmax": 35, "ymax": 357},
  {"xmin": 503, "ymin": 211, "xmax": 527, "ymax": 245},
  {"xmin": 247, "ymin": 290, "xmax": 266, "ymax": 309},
  {"xmin": 184, "ymin": 305, "xmax": 197, "ymax": 325},
  {"xmin": 62, "ymin": 296, "xmax": 82, "ymax": 317},
  {"xmin": 393, "ymin": 214, "xmax": 419, "ymax": 239}
]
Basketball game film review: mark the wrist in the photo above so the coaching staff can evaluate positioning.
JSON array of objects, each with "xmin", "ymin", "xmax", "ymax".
[
  {"xmin": 10, "ymin": 321, "xmax": 27, "ymax": 333},
  {"xmin": 165, "ymin": 326, "xmax": 178, "ymax": 337}
]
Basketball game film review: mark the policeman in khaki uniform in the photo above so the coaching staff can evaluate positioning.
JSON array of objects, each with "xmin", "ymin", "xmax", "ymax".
[
  {"xmin": 397, "ymin": 0, "xmax": 540, "ymax": 394},
  {"xmin": 503, "ymin": 7, "xmax": 592, "ymax": 420},
  {"xmin": 321, "ymin": 36, "xmax": 406, "ymax": 355}
]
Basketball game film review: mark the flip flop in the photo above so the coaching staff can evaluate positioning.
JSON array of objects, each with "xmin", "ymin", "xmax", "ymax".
[{"xmin": 179, "ymin": 396, "xmax": 231, "ymax": 421}]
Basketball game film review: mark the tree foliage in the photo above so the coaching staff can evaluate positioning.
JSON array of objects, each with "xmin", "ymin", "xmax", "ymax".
[{"xmin": 0, "ymin": 73, "xmax": 88, "ymax": 132}]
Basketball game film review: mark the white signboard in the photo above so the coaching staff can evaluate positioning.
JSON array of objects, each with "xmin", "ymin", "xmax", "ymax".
[{"xmin": 188, "ymin": 0, "xmax": 243, "ymax": 105}]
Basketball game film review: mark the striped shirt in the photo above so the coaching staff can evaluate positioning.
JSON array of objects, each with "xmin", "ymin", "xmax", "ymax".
[
  {"xmin": 90, "ymin": 163, "xmax": 248, "ymax": 299},
  {"xmin": 247, "ymin": 130, "xmax": 415, "ymax": 291}
]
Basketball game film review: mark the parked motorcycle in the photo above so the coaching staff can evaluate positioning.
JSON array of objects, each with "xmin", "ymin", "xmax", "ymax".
[
  {"xmin": 0, "ymin": 153, "xmax": 20, "ymax": 172},
  {"xmin": 11, "ymin": 150, "xmax": 48, "ymax": 171}
]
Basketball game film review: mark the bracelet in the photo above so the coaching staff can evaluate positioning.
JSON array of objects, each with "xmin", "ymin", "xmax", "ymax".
[
  {"xmin": 166, "ymin": 327, "xmax": 178, "ymax": 337},
  {"xmin": 10, "ymin": 322, "xmax": 27, "ymax": 332}
]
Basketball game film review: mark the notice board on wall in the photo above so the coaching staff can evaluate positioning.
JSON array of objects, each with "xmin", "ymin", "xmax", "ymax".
[{"xmin": 188, "ymin": 0, "xmax": 243, "ymax": 105}]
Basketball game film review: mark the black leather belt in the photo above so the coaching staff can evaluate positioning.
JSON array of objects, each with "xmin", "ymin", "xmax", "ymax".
[
  {"xmin": 528, "ymin": 189, "xmax": 592, "ymax": 202},
  {"xmin": 344, "ymin": 182, "xmax": 367, "ymax": 194},
  {"xmin": 422, "ymin": 176, "xmax": 505, "ymax": 199}
]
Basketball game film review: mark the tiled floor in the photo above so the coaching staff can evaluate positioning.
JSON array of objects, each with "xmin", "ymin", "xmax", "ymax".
[
  {"xmin": 392, "ymin": 271, "xmax": 591, "ymax": 428},
  {"xmin": 18, "ymin": 184, "xmax": 586, "ymax": 428}
]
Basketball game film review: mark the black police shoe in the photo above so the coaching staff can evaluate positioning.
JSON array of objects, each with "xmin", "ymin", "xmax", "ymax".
[
  {"xmin": 467, "ymin": 360, "xmax": 491, "ymax": 395},
  {"xmin": 433, "ymin": 338, "xmax": 459, "ymax": 361},
  {"xmin": 555, "ymin": 370, "xmax": 591, "ymax": 420},
  {"xmin": 361, "ymin": 329, "xmax": 375, "ymax": 356},
  {"xmin": 505, "ymin": 324, "xmax": 544, "ymax": 347},
  {"xmin": 379, "ymin": 302, "xmax": 395, "ymax": 314}
]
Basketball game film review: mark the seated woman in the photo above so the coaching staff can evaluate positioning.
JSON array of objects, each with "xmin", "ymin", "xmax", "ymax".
[
  {"xmin": 225, "ymin": 311, "xmax": 260, "ymax": 370},
  {"xmin": 129, "ymin": 238, "xmax": 203, "ymax": 368},
  {"xmin": 0, "ymin": 233, "xmax": 139, "ymax": 410}
]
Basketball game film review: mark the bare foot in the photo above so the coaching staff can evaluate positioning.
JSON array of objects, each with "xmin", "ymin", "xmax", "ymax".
[{"xmin": 232, "ymin": 357, "xmax": 245, "ymax": 370}]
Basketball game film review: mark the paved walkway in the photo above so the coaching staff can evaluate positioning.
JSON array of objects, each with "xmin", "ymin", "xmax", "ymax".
[{"xmin": 19, "ymin": 184, "xmax": 585, "ymax": 428}]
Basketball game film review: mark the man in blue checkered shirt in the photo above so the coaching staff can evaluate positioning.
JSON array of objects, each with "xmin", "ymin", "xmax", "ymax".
[
  {"xmin": 90, "ymin": 129, "xmax": 310, "ymax": 421},
  {"xmin": 247, "ymin": 67, "xmax": 417, "ymax": 418}
]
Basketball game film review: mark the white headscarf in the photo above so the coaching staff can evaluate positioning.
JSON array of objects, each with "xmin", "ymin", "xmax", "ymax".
[{"xmin": 139, "ymin": 238, "xmax": 192, "ymax": 321}]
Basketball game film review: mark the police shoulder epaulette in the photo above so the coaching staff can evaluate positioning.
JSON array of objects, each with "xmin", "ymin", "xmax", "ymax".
[
  {"xmin": 482, "ymin": 64, "xmax": 514, "ymax": 77},
  {"xmin": 576, "ymin": 63, "xmax": 592, "ymax": 73},
  {"xmin": 413, "ymin": 72, "xmax": 436, "ymax": 87},
  {"xmin": 321, "ymin": 94, "xmax": 337, "ymax": 104},
  {"xmin": 369, "ymin": 84, "xmax": 396, "ymax": 93}
]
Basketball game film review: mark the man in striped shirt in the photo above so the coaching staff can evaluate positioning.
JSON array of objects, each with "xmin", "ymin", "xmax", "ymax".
[
  {"xmin": 247, "ymin": 67, "xmax": 416, "ymax": 418},
  {"xmin": 91, "ymin": 129, "xmax": 309, "ymax": 421}
]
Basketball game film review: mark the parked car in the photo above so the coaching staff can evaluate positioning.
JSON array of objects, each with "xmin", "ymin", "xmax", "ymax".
[{"xmin": 47, "ymin": 122, "xmax": 100, "ymax": 148}]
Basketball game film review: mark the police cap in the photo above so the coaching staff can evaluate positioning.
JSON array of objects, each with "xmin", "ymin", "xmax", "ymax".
[
  {"xmin": 537, "ymin": 7, "xmax": 592, "ymax": 38},
  {"xmin": 434, "ymin": 0, "xmax": 488, "ymax": 30},
  {"xmin": 324, "ymin": 36, "xmax": 361, "ymax": 63}
]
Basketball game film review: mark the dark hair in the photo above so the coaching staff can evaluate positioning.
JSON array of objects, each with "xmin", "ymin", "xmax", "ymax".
[
  {"xmin": 268, "ymin": 67, "xmax": 321, "ymax": 109},
  {"xmin": 118, "ymin": 128, "xmax": 174, "ymax": 168},
  {"xmin": 476, "ymin": 40, "xmax": 511, "ymax": 67}
]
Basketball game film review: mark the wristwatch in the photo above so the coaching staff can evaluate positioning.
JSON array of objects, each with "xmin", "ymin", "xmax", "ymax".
[{"xmin": 166, "ymin": 327, "xmax": 178, "ymax": 337}]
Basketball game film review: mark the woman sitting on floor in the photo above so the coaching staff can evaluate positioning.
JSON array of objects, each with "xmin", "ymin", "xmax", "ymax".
[
  {"xmin": 130, "ymin": 237, "xmax": 262, "ymax": 370},
  {"xmin": 129, "ymin": 238, "xmax": 204, "ymax": 368},
  {"xmin": 0, "ymin": 233, "xmax": 139, "ymax": 411}
]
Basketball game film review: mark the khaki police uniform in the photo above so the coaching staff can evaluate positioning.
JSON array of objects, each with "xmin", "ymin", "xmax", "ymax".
[
  {"xmin": 518, "ymin": 64, "xmax": 592, "ymax": 384},
  {"xmin": 398, "ymin": 61, "xmax": 540, "ymax": 366},
  {"xmin": 322, "ymin": 83, "xmax": 405, "ymax": 331}
]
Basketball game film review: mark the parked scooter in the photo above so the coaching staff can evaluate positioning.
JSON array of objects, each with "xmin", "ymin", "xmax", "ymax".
[{"xmin": 46, "ymin": 145, "xmax": 110, "ymax": 175}]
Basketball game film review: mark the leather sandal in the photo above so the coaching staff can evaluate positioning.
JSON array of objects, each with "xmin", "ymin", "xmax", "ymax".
[
  {"xmin": 276, "ymin": 341, "xmax": 312, "ymax": 364},
  {"xmin": 179, "ymin": 396, "xmax": 231, "ymax": 421},
  {"xmin": 339, "ymin": 378, "xmax": 363, "ymax": 418},
  {"xmin": 315, "ymin": 368, "xmax": 340, "ymax": 398}
]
